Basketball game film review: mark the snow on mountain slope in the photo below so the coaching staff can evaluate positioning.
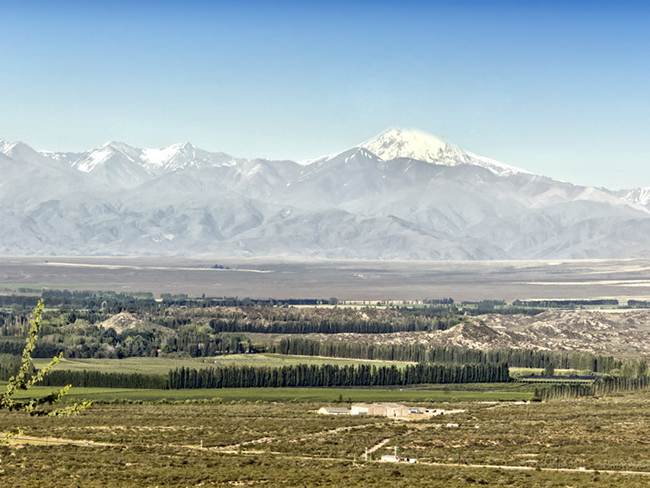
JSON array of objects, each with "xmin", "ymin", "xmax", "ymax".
[
  {"xmin": 619, "ymin": 186, "xmax": 650, "ymax": 209},
  {"xmin": 358, "ymin": 128, "xmax": 529, "ymax": 176},
  {"xmin": 360, "ymin": 128, "xmax": 448, "ymax": 161},
  {"xmin": 1, "ymin": 139, "xmax": 52, "ymax": 165},
  {"xmin": 141, "ymin": 142, "xmax": 241, "ymax": 172},
  {"xmin": 40, "ymin": 141, "xmax": 246, "ymax": 189},
  {"xmin": 1, "ymin": 130, "xmax": 649, "ymax": 259},
  {"xmin": 43, "ymin": 141, "xmax": 240, "ymax": 177}
]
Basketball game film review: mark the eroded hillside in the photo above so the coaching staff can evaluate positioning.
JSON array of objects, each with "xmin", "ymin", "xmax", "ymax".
[{"xmin": 301, "ymin": 310, "xmax": 650, "ymax": 358}]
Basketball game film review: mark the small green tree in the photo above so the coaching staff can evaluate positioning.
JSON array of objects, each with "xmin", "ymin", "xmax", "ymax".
[
  {"xmin": 544, "ymin": 363, "xmax": 555, "ymax": 378},
  {"xmin": 1, "ymin": 300, "xmax": 90, "ymax": 427}
]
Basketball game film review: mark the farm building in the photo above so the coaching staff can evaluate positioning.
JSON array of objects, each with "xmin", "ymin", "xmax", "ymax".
[
  {"xmin": 317, "ymin": 407, "xmax": 351, "ymax": 415},
  {"xmin": 381, "ymin": 455, "xmax": 417, "ymax": 464},
  {"xmin": 351, "ymin": 403, "xmax": 410, "ymax": 418},
  {"xmin": 380, "ymin": 454, "xmax": 399, "ymax": 463}
]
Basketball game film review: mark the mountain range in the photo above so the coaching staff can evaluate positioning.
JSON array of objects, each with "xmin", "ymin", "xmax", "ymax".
[{"xmin": 1, "ymin": 128, "xmax": 649, "ymax": 260}]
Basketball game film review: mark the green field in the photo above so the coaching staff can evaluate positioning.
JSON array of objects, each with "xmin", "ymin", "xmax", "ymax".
[
  {"xmin": 509, "ymin": 367, "xmax": 594, "ymax": 377},
  {"xmin": 8, "ymin": 383, "xmax": 534, "ymax": 403},
  {"xmin": 32, "ymin": 353, "xmax": 415, "ymax": 376}
]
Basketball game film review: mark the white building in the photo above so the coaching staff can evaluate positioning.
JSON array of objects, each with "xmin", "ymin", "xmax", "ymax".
[{"xmin": 317, "ymin": 407, "xmax": 351, "ymax": 415}]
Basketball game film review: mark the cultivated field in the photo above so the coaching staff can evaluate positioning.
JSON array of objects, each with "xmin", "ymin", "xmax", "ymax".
[
  {"xmin": 8, "ymin": 383, "xmax": 535, "ymax": 404},
  {"xmin": 32, "ymin": 354, "xmax": 416, "ymax": 376}
]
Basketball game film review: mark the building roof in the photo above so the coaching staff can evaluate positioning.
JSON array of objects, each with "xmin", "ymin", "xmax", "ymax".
[
  {"xmin": 319, "ymin": 407, "xmax": 351, "ymax": 414},
  {"xmin": 352, "ymin": 403, "xmax": 407, "ymax": 408}
]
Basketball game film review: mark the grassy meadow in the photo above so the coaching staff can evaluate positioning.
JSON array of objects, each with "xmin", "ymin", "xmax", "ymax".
[
  {"xmin": 7, "ymin": 382, "xmax": 534, "ymax": 403},
  {"xmin": 32, "ymin": 353, "xmax": 415, "ymax": 376}
]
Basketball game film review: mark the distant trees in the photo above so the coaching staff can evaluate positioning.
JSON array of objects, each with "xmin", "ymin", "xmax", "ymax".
[
  {"xmin": 168, "ymin": 362, "xmax": 511, "ymax": 389},
  {"xmin": 207, "ymin": 309, "xmax": 461, "ymax": 335},
  {"xmin": 0, "ymin": 354, "xmax": 23, "ymax": 381},
  {"xmin": 512, "ymin": 299, "xmax": 619, "ymax": 309},
  {"xmin": 0, "ymin": 300, "xmax": 90, "ymax": 421},
  {"xmin": 536, "ymin": 375, "xmax": 650, "ymax": 401},
  {"xmin": 544, "ymin": 363, "xmax": 555, "ymax": 377},
  {"xmin": 40, "ymin": 370, "xmax": 166, "ymax": 389},
  {"xmin": 267, "ymin": 338, "xmax": 621, "ymax": 373}
]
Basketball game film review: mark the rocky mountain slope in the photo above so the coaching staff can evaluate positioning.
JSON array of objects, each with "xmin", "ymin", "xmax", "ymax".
[{"xmin": 1, "ymin": 129, "xmax": 649, "ymax": 259}]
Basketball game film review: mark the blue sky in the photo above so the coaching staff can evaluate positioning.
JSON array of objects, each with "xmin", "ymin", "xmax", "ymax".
[{"xmin": 2, "ymin": 0, "xmax": 649, "ymax": 189}]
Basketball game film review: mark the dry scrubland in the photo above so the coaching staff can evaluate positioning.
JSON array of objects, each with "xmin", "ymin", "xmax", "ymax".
[{"xmin": 3, "ymin": 392, "xmax": 650, "ymax": 486}]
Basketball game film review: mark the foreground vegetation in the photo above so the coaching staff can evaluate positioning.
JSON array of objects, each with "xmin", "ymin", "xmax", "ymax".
[
  {"xmin": 3, "ymin": 292, "xmax": 650, "ymax": 485},
  {"xmin": 3, "ymin": 392, "xmax": 650, "ymax": 486}
]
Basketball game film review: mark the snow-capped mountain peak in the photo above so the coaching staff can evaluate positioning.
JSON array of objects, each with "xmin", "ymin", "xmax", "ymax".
[
  {"xmin": 0, "ymin": 139, "xmax": 50, "ymax": 165},
  {"xmin": 360, "ymin": 128, "xmax": 533, "ymax": 177},
  {"xmin": 2, "ymin": 133, "xmax": 650, "ymax": 259},
  {"xmin": 98, "ymin": 140, "xmax": 142, "ymax": 159},
  {"xmin": 141, "ymin": 142, "xmax": 239, "ymax": 172},
  {"xmin": 0, "ymin": 138, "xmax": 17, "ymax": 154},
  {"xmin": 305, "ymin": 127, "xmax": 531, "ymax": 177},
  {"xmin": 141, "ymin": 142, "xmax": 196, "ymax": 168},
  {"xmin": 298, "ymin": 128, "xmax": 454, "ymax": 167},
  {"xmin": 359, "ymin": 128, "xmax": 450, "ymax": 163},
  {"xmin": 620, "ymin": 186, "xmax": 650, "ymax": 209}
]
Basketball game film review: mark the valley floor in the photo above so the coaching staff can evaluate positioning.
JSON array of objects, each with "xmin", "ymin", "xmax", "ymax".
[
  {"xmin": 2, "ymin": 256, "xmax": 649, "ymax": 302},
  {"xmin": 3, "ymin": 392, "xmax": 650, "ymax": 486}
]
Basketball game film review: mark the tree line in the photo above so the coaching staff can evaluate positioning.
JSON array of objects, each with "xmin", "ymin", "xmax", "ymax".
[
  {"xmin": 208, "ymin": 311, "xmax": 461, "ymax": 335},
  {"xmin": 535, "ymin": 375, "xmax": 650, "ymax": 401},
  {"xmin": 167, "ymin": 362, "xmax": 511, "ymax": 389},
  {"xmin": 38, "ymin": 369, "xmax": 167, "ymax": 389},
  {"xmin": 22, "ymin": 361, "xmax": 510, "ymax": 390},
  {"xmin": 267, "ymin": 338, "xmax": 621, "ymax": 372},
  {"xmin": 513, "ymin": 299, "xmax": 619, "ymax": 309},
  {"xmin": 0, "ymin": 290, "xmax": 333, "ymax": 314},
  {"xmin": 0, "ymin": 353, "xmax": 24, "ymax": 381}
]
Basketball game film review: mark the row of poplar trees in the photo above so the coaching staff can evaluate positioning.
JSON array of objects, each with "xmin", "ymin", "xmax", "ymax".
[
  {"xmin": 269, "ymin": 338, "xmax": 621, "ymax": 373},
  {"xmin": 168, "ymin": 362, "xmax": 511, "ymax": 389}
]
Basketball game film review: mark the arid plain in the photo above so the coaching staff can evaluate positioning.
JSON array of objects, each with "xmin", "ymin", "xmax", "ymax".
[{"xmin": 1, "ymin": 256, "xmax": 649, "ymax": 302}]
